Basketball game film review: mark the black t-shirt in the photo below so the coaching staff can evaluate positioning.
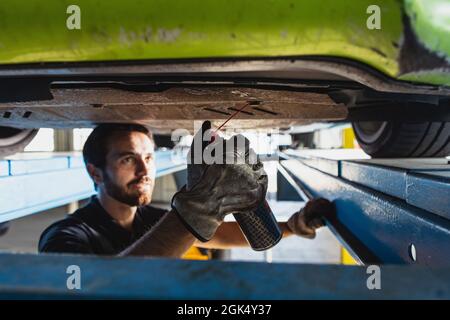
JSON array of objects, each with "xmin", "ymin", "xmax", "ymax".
[{"xmin": 38, "ymin": 196, "xmax": 168, "ymax": 255}]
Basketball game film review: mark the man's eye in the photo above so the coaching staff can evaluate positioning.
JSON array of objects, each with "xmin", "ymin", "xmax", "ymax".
[{"xmin": 123, "ymin": 157, "xmax": 135, "ymax": 164}]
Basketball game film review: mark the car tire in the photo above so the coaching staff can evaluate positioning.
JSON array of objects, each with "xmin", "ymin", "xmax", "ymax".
[
  {"xmin": 0, "ymin": 127, "xmax": 39, "ymax": 158},
  {"xmin": 352, "ymin": 121, "xmax": 450, "ymax": 158}
]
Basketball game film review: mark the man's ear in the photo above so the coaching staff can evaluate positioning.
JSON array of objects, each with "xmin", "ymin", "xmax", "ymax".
[{"xmin": 86, "ymin": 163, "xmax": 104, "ymax": 185}]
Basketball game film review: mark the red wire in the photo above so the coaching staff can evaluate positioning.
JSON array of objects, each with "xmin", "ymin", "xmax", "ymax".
[{"xmin": 214, "ymin": 102, "xmax": 250, "ymax": 133}]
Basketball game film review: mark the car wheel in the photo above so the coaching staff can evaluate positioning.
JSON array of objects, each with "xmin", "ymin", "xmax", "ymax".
[
  {"xmin": 0, "ymin": 126, "xmax": 38, "ymax": 158},
  {"xmin": 352, "ymin": 121, "xmax": 450, "ymax": 158}
]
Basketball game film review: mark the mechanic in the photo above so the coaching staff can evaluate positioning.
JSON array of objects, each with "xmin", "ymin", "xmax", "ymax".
[{"xmin": 38, "ymin": 123, "xmax": 335, "ymax": 257}]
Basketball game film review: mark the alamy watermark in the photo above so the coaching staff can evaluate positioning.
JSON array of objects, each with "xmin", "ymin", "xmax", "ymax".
[
  {"xmin": 366, "ymin": 265, "xmax": 381, "ymax": 290},
  {"xmin": 66, "ymin": 5, "xmax": 81, "ymax": 30},
  {"xmin": 66, "ymin": 265, "xmax": 81, "ymax": 290},
  {"xmin": 64, "ymin": 4, "xmax": 380, "ymax": 31},
  {"xmin": 366, "ymin": 5, "xmax": 381, "ymax": 30}
]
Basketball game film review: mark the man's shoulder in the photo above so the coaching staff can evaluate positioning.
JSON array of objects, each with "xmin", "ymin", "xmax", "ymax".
[
  {"xmin": 39, "ymin": 213, "xmax": 88, "ymax": 240},
  {"xmin": 38, "ymin": 206, "xmax": 94, "ymax": 253}
]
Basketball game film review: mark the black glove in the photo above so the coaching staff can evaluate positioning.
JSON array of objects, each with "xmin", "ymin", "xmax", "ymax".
[
  {"xmin": 186, "ymin": 121, "xmax": 258, "ymax": 188},
  {"xmin": 186, "ymin": 121, "xmax": 213, "ymax": 191},
  {"xmin": 172, "ymin": 122, "xmax": 267, "ymax": 241},
  {"xmin": 287, "ymin": 198, "xmax": 335, "ymax": 239}
]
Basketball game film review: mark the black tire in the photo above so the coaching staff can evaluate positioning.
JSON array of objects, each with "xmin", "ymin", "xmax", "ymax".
[
  {"xmin": 0, "ymin": 126, "xmax": 39, "ymax": 158},
  {"xmin": 352, "ymin": 121, "xmax": 450, "ymax": 158}
]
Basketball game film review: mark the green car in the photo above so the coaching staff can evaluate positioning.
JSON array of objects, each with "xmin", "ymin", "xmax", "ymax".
[{"xmin": 0, "ymin": 0, "xmax": 449, "ymax": 157}]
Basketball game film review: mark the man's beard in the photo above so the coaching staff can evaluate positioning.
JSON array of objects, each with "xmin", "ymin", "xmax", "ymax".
[{"xmin": 103, "ymin": 172, "xmax": 152, "ymax": 207}]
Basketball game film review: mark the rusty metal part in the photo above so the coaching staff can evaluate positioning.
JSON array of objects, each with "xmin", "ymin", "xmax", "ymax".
[{"xmin": 0, "ymin": 86, "xmax": 347, "ymax": 133}]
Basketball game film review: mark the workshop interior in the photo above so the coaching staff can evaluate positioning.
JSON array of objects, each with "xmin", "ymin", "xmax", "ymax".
[{"xmin": 0, "ymin": 0, "xmax": 450, "ymax": 301}]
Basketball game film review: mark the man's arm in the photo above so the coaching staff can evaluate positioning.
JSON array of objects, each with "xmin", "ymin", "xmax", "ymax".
[
  {"xmin": 193, "ymin": 198, "xmax": 335, "ymax": 249},
  {"xmin": 121, "ymin": 198, "xmax": 334, "ymax": 255},
  {"xmin": 119, "ymin": 210, "xmax": 196, "ymax": 258},
  {"xmin": 194, "ymin": 221, "xmax": 293, "ymax": 249}
]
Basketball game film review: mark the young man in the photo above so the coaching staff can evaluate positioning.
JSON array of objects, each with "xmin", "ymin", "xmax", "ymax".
[{"xmin": 39, "ymin": 123, "xmax": 334, "ymax": 257}]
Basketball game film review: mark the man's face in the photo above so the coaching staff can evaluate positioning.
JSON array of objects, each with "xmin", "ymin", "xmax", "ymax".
[{"xmin": 100, "ymin": 131, "xmax": 156, "ymax": 206}]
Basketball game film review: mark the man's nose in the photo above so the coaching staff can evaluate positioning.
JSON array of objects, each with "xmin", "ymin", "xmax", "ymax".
[{"xmin": 136, "ymin": 157, "xmax": 150, "ymax": 176}]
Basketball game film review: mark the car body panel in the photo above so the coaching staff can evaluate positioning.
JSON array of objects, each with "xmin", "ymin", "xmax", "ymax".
[
  {"xmin": 405, "ymin": 0, "xmax": 450, "ymax": 58},
  {"xmin": 0, "ymin": 0, "xmax": 402, "ymax": 76},
  {"xmin": 1, "ymin": 0, "xmax": 447, "ymax": 88},
  {"xmin": 0, "ymin": 0, "xmax": 449, "ymax": 87},
  {"xmin": 399, "ymin": 0, "xmax": 450, "ymax": 85}
]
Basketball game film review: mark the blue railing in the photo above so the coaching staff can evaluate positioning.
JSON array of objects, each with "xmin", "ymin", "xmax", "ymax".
[{"xmin": 0, "ymin": 150, "xmax": 187, "ymax": 223}]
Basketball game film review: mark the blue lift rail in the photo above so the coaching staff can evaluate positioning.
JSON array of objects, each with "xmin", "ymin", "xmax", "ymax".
[
  {"xmin": 278, "ymin": 149, "xmax": 450, "ymax": 266},
  {"xmin": 1, "ymin": 253, "xmax": 450, "ymax": 299},
  {"xmin": 1, "ymin": 148, "xmax": 450, "ymax": 299},
  {"xmin": 0, "ymin": 150, "xmax": 187, "ymax": 223}
]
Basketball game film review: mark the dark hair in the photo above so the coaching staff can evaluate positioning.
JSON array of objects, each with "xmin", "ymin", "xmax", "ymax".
[{"xmin": 83, "ymin": 123, "xmax": 154, "ymax": 170}]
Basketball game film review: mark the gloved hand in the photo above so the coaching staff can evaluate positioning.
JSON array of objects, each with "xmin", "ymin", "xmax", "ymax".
[
  {"xmin": 172, "ymin": 121, "xmax": 267, "ymax": 241},
  {"xmin": 186, "ymin": 121, "xmax": 213, "ymax": 190},
  {"xmin": 186, "ymin": 121, "xmax": 258, "ymax": 188},
  {"xmin": 287, "ymin": 198, "xmax": 335, "ymax": 239}
]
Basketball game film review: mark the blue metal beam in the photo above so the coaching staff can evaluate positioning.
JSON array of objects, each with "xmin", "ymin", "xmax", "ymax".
[
  {"xmin": 276, "ymin": 164, "xmax": 304, "ymax": 202},
  {"xmin": 1, "ymin": 253, "xmax": 450, "ymax": 299},
  {"xmin": 0, "ymin": 150, "xmax": 186, "ymax": 223},
  {"xmin": 407, "ymin": 171, "xmax": 450, "ymax": 219},
  {"xmin": 280, "ymin": 152, "xmax": 450, "ymax": 266}
]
